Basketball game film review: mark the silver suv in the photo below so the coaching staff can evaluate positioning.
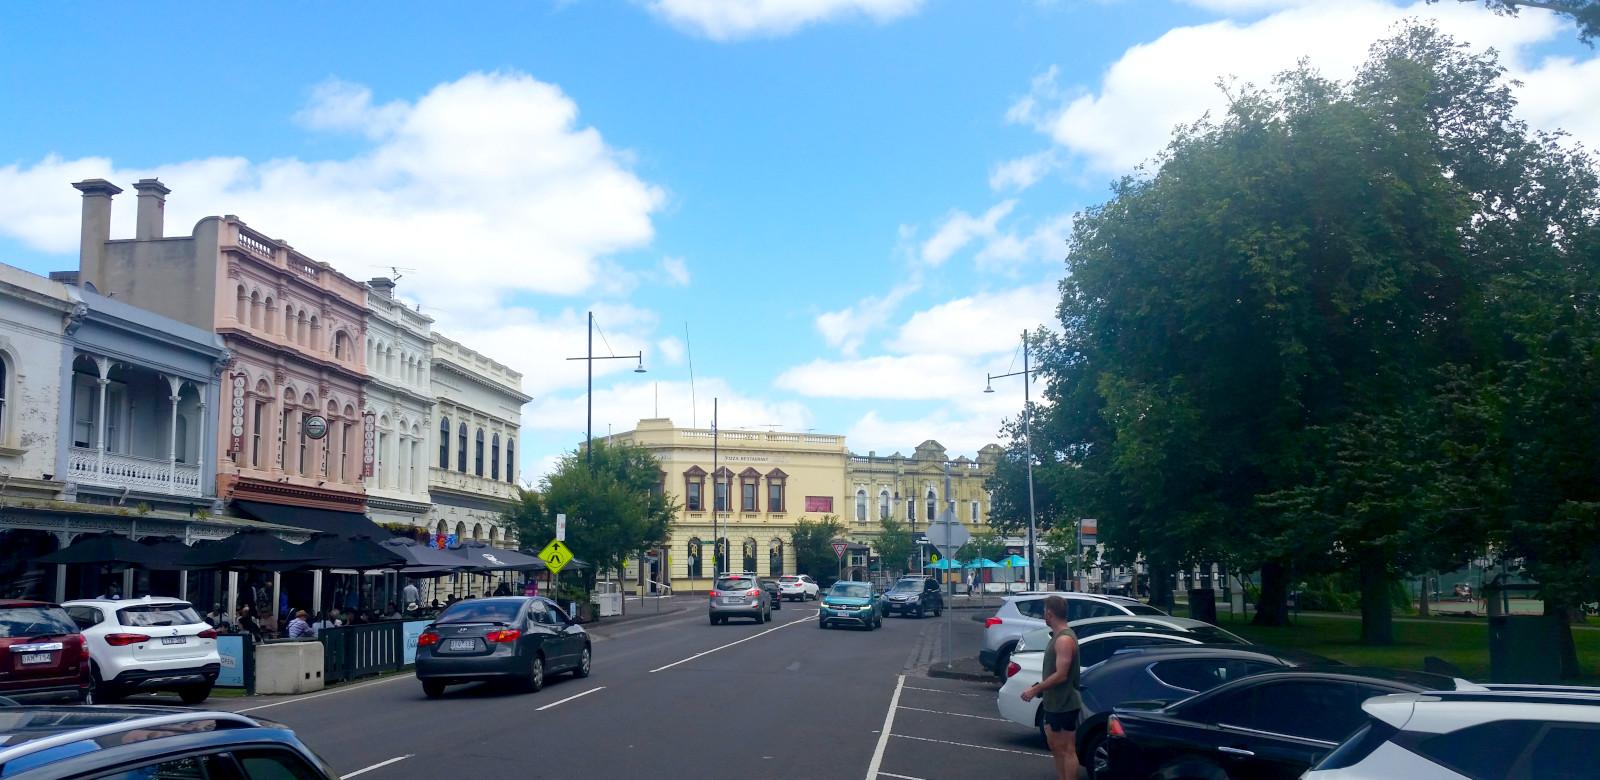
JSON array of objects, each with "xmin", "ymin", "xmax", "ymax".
[
  {"xmin": 708, "ymin": 574, "xmax": 772, "ymax": 625},
  {"xmin": 979, "ymin": 592, "xmax": 1166, "ymax": 676}
]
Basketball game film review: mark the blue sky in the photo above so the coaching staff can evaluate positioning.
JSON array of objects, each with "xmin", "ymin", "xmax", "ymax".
[{"xmin": 2, "ymin": 0, "xmax": 1595, "ymax": 482}]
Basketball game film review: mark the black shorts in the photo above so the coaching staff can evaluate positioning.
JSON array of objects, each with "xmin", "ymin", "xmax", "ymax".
[{"xmin": 1042, "ymin": 709, "xmax": 1079, "ymax": 733}]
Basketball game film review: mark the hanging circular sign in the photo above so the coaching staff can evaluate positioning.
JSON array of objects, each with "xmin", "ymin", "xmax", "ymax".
[{"xmin": 302, "ymin": 414, "xmax": 329, "ymax": 440}]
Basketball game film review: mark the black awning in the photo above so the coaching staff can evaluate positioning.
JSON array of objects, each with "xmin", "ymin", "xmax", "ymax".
[{"xmin": 233, "ymin": 500, "xmax": 389, "ymax": 540}]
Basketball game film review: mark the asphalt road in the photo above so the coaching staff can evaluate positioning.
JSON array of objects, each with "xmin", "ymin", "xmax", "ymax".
[{"xmin": 204, "ymin": 601, "xmax": 1062, "ymax": 780}]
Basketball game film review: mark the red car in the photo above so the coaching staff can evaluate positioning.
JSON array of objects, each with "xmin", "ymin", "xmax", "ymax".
[{"xmin": 0, "ymin": 600, "xmax": 91, "ymax": 703}]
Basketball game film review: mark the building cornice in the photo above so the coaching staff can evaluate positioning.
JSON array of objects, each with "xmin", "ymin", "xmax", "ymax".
[
  {"xmin": 218, "ymin": 327, "xmax": 366, "ymax": 385},
  {"xmin": 432, "ymin": 359, "xmax": 533, "ymax": 404}
]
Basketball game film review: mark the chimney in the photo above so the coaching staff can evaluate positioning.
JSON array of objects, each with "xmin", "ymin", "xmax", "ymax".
[
  {"xmin": 72, "ymin": 179, "xmax": 122, "ymax": 284},
  {"xmin": 48, "ymin": 271, "xmax": 80, "ymax": 286},
  {"xmin": 368, "ymin": 277, "xmax": 395, "ymax": 298},
  {"xmin": 133, "ymin": 178, "xmax": 170, "ymax": 239}
]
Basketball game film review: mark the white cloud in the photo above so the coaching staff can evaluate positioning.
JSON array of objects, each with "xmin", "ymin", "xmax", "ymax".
[
  {"xmin": 434, "ymin": 302, "xmax": 657, "ymax": 399},
  {"xmin": 814, "ymin": 280, "xmax": 919, "ymax": 356},
  {"xmin": 920, "ymin": 200, "xmax": 1017, "ymax": 266},
  {"xmin": 888, "ymin": 282, "xmax": 1058, "ymax": 356},
  {"xmin": 988, "ymin": 149, "xmax": 1060, "ymax": 192},
  {"xmin": 775, "ymin": 353, "xmax": 981, "ymax": 400},
  {"xmin": 1014, "ymin": 1, "xmax": 1593, "ymax": 175},
  {"xmin": 847, "ymin": 409, "xmax": 1007, "ymax": 458},
  {"xmin": 975, "ymin": 212, "xmax": 1074, "ymax": 273},
  {"xmin": 659, "ymin": 256, "xmax": 691, "ymax": 286},
  {"xmin": 645, "ymin": 0, "xmax": 925, "ymax": 41},
  {"xmin": 656, "ymin": 336, "xmax": 687, "ymax": 366},
  {"xmin": 0, "ymin": 71, "xmax": 665, "ymax": 324},
  {"xmin": 524, "ymin": 377, "xmax": 813, "ymax": 441},
  {"xmin": 1180, "ymin": 0, "xmax": 1317, "ymax": 12}
]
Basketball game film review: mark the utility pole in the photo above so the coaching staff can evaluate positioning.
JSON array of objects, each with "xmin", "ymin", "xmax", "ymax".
[
  {"xmin": 712, "ymin": 397, "xmax": 719, "ymax": 579},
  {"xmin": 566, "ymin": 311, "xmax": 646, "ymax": 471},
  {"xmin": 985, "ymin": 330, "xmax": 1040, "ymax": 590}
]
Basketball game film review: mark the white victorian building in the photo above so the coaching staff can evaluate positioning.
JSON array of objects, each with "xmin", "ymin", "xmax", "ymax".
[
  {"xmin": 426, "ymin": 334, "xmax": 529, "ymax": 550},
  {"xmin": 362, "ymin": 277, "xmax": 436, "ymax": 532}
]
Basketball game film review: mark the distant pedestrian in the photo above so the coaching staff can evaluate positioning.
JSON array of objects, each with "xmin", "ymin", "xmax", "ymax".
[
  {"xmin": 236, "ymin": 606, "xmax": 264, "ymax": 643},
  {"xmin": 403, "ymin": 580, "xmax": 420, "ymax": 606},
  {"xmin": 287, "ymin": 610, "xmax": 313, "ymax": 639},
  {"xmin": 384, "ymin": 602, "xmax": 402, "ymax": 620},
  {"xmin": 1021, "ymin": 595, "xmax": 1081, "ymax": 780}
]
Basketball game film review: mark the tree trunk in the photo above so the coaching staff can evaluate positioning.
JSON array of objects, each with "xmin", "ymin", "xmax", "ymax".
[
  {"xmin": 1549, "ymin": 602, "xmax": 1583, "ymax": 679},
  {"xmin": 1359, "ymin": 550, "xmax": 1394, "ymax": 645},
  {"xmin": 1149, "ymin": 563, "xmax": 1174, "ymax": 612},
  {"xmin": 1417, "ymin": 574, "xmax": 1430, "ymax": 618},
  {"xmin": 1253, "ymin": 560, "xmax": 1291, "ymax": 626}
]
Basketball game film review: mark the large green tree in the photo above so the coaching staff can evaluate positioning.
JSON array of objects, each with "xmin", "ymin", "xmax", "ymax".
[
  {"xmin": 790, "ymin": 515, "xmax": 846, "ymax": 583},
  {"xmin": 874, "ymin": 516, "xmax": 916, "ymax": 577},
  {"xmin": 504, "ymin": 440, "xmax": 675, "ymax": 590}
]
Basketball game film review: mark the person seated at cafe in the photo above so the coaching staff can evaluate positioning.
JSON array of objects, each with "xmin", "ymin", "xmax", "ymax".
[
  {"xmin": 311, "ymin": 610, "xmax": 340, "ymax": 633},
  {"xmin": 236, "ymin": 605, "xmax": 264, "ymax": 643},
  {"xmin": 287, "ymin": 610, "xmax": 313, "ymax": 639},
  {"xmin": 383, "ymin": 602, "xmax": 402, "ymax": 620}
]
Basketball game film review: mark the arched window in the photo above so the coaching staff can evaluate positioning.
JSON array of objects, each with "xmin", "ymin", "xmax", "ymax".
[
  {"xmin": 686, "ymin": 538, "xmax": 703, "ymax": 579},
  {"xmin": 457, "ymin": 423, "xmax": 467, "ymax": 473},
  {"xmin": 262, "ymin": 297, "xmax": 274, "ymax": 332},
  {"xmin": 454, "ymin": 521, "xmax": 466, "ymax": 541},
  {"xmin": 489, "ymin": 527, "xmax": 499, "ymax": 546},
  {"xmin": 435, "ymin": 519, "xmax": 447, "ymax": 538},
  {"xmin": 249, "ymin": 291, "xmax": 262, "ymax": 329},
  {"xmin": 855, "ymin": 489, "xmax": 867, "ymax": 523},
  {"xmin": 334, "ymin": 332, "xmax": 350, "ymax": 361},
  {"xmin": 438, "ymin": 417, "xmax": 450, "ymax": 468},
  {"xmin": 742, "ymin": 538, "xmax": 757, "ymax": 574},
  {"xmin": 926, "ymin": 488, "xmax": 937, "ymax": 524},
  {"xmin": 971, "ymin": 500, "xmax": 980, "ymax": 522},
  {"xmin": 474, "ymin": 428, "xmax": 485, "ymax": 476},
  {"xmin": 907, "ymin": 498, "xmax": 916, "ymax": 523},
  {"xmin": 491, "ymin": 433, "xmax": 501, "ymax": 480},
  {"xmin": 308, "ymin": 316, "xmax": 319, "ymax": 348},
  {"xmin": 0, "ymin": 354, "xmax": 8, "ymax": 443},
  {"xmin": 879, "ymin": 489, "xmax": 890, "ymax": 521},
  {"xmin": 235, "ymin": 286, "xmax": 247, "ymax": 323},
  {"xmin": 769, "ymin": 539, "xmax": 784, "ymax": 577},
  {"xmin": 505, "ymin": 440, "xmax": 515, "ymax": 484},
  {"xmin": 473, "ymin": 523, "xmax": 484, "ymax": 541}
]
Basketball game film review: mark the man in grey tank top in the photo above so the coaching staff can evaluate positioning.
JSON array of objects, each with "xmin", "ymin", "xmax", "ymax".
[{"xmin": 1021, "ymin": 594, "xmax": 1081, "ymax": 780}]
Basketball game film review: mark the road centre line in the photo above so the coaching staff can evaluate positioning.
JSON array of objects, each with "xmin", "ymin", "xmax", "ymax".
[
  {"xmin": 901, "ymin": 686, "xmax": 984, "ymax": 697},
  {"xmin": 648, "ymin": 613, "xmax": 816, "ymax": 673},
  {"xmin": 340, "ymin": 755, "xmax": 412, "ymax": 779},
  {"xmin": 236, "ymin": 673, "xmax": 411, "ymax": 713},
  {"xmin": 536, "ymin": 685, "xmax": 606, "ymax": 711},
  {"xmin": 864, "ymin": 674, "xmax": 905, "ymax": 780},
  {"xmin": 896, "ymin": 705, "xmax": 1010, "ymax": 722},
  {"xmin": 876, "ymin": 773, "xmax": 927, "ymax": 780},
  {"xmin": 891, "ymin": 734, "xmax": 1051, "ymax": 758}
]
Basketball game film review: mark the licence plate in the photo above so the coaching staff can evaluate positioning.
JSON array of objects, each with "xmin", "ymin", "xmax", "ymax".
[
  {"xmin": 161, "ymin": 636, "xmax": 186, "ymax": 645},
  {"xmin": 448, "ymin": 639, "xmax": 476, "ymax": 651},
  {"xmin": 720, "ymin": 597, "xmax": 742, "ymax": 604},
  {"xmin": 19, "ymin": 653, "xmax": 52, "ymax": 665}
]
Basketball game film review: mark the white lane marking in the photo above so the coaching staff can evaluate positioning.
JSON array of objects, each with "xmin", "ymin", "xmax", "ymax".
[
  {"xmin": 896, "ymin": 705, "xmax": 1010, "ymax": 722},
  {"xmin": 876, "ymin": 773, "xmax": 928, "ymax": 780},
  {"xmin": 235, "ymin": 673, "xmax": 411, "ymax": 713},
  {"xmin": 648, "ymin": 613, "xmax": 816, "ymax": 673},
  {"xmin": 864, "ymin": 674, "xmax": 905, "ymax": 780},
  {"xmin": 901, "ymin": 686, "xmax": 984, "ymax": 697},
  {"xmin": 891, "ymin": 733, "xmax": 1052, "ymax": 758},
  {"xmin": 340, "ymin": 755, "xmax": 412, "ymax": 779},
  {"xmin": 535, "ymin": 685, "xmax": 606, "ymax": 711}
]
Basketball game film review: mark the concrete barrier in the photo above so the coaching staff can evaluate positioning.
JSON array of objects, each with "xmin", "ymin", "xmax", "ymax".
[{"xmin": 255, "ymin": 640, "xmax": 325, "ymax": 695}]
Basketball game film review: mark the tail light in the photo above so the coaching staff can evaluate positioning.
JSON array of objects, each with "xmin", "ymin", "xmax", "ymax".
[
  {"xmin": 709, "ymin": 590, "xmax": 720, "ymax": 598},
  {"xmin": 984, "ymin": 617, "xmax": 1003, "ymax": 628},
  {"xmin": 417, "ymin": 632, "xmax": 440, "ymax": 647},
  {"xmin": 1006, "ymin": 662, "xmax": 1021, "ymax": 678},
  {"xmin": 1107, "ymin": 715, "xmax": 1125, "ymax": 738},
  {"xmin": 747, "ymin": 588, "xmax": 761, "ymax": 598},
  {"xmin": 104, "ymin": 633, "xmax": 151, "ymax": 646},
  {"xmin": 196, "ymin": 629, "xmax": 218, "ymax": 640},
  {"xmin": 485, "ymin": 629, "xmax": 522, "ymax": 643}
]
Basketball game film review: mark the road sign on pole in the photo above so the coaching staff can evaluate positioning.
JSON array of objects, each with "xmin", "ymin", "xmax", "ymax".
[
  {"xmin": 556, "ymin": 513, "xmax": 567, "ymax": 543},
  {"xmin": 538, "ymin": 539, "xmax": 574, "ymax": 573},
  {"xmin": 832, "ymin": 541, "xmax": 848, "ymax": 559}
]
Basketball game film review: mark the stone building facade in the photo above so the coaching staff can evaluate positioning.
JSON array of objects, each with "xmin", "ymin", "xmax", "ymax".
[
  {"xmin": 425, "ymin": 334, "xmax": 528, "ymax": 548},
  {"xmin": 362, "ymin": 277, "xmax": 436, "ymax": 532}
]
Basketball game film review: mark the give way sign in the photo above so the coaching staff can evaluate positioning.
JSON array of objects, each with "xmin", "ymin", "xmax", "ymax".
[{"xmin": 832, "ymin": 541, "xmax": 848, "ymax": 559}]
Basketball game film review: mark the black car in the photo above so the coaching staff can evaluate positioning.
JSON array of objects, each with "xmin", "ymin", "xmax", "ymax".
[
  {"xmin": 0, "ymin": 705, "xmax": 336, "ymax": 780},
  {"xmin": 882, "ymin": 576, "xmax": 944, "ymax": 618},
  {"xmin": 415, "ymin": 596, "xmax": 590, "ymax": 698},
  {"xmin": 1073, "ymin": 645, "xmax": 1336, "ymax": 777},
  {"xmin": 760, "ymin": 580, "xmax": 783, "ymax": 610},
  {"xmin": 1101, "ymin": 667, "xmax": 1472, "ymax": 780}
]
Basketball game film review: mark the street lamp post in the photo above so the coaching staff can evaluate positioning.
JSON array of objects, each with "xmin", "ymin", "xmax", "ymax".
[
  {"xmin": 566, "ymin": 311, "xmax": 646, "ymax": 470},
  {"xmin": 985, "ymin": 330, "xmax": 1041, "ymax": 591}
]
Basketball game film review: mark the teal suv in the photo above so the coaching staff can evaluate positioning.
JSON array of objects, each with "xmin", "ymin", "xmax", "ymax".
[{"xmin": 818, "ymin": 581, "xmax": 883, "ymax": 630}]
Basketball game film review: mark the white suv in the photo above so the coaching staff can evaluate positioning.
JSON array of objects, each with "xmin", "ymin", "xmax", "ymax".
[
  {"xmin": 980, "ymin": 592, "xmax": 1166, "ymax": 676},
  {"xmin": 63, "ymin": 597, "xmax": 222, "ymax": 704},
  {"xmin": 1306, "ymin": 685, "xmax": 1600, "ymax": 778},
  {"xmin": 778, "ymin": 575, "xmax": 820, "ymax": 601}
]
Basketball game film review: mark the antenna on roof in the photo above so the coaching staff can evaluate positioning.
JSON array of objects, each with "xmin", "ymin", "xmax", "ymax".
[
  {"xmin": 390, "ymin": 266, "xmax": 414, "ymax": 283},
  {"xmin": 685, "ymin": 321, "xmax": 698, "ymax": 428}
]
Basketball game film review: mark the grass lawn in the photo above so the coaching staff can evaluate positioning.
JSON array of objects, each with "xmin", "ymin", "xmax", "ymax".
[{"xmin": 1204, "ymin": 611, "xmax": 1600, "ymax": 684}]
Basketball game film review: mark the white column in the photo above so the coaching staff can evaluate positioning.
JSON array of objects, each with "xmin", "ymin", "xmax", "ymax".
[
  {"xmin": 164, "ymin": 375, "xmax": 182, "ymax": 494},
  {"xmin": 179, "ymin": 570, "xmax": 188, "ymax": 601},
  {"xmin": 271, "ymin": 572, "xmax": 282, "ymax": 631},
  {"xmin": 313, "ymin": 570, "xmax": 324, "ymax": 615},
  {"xmin": 227, "ymin": 571, "xmax": 239, "ymax": 619},
  {"xmin": 93, "ymin": 356, "xmax": 112, "ymax": 477},
  {"xmin": 196, "ymin": 398, "xmax": 208, "ymax": 491}
]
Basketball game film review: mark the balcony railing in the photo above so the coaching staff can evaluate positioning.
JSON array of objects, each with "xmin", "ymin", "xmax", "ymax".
[{"xmin": 68, "ymin": 447, "xmax": 202, "ymax": 497}]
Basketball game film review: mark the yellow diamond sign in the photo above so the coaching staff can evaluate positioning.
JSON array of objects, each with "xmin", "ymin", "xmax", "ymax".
[{"xmin": 538, "ymin": 539, "xmax": 574, "ymax": 574}]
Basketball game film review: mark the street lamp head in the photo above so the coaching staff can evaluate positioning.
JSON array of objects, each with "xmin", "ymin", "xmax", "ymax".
[
  {"xmin": 983, "ymin": 375, "xmax": 995, "ymax": 394},
  {"xmin": 634, "ymin": 354, "xmax": 647, "ymax": 374}
]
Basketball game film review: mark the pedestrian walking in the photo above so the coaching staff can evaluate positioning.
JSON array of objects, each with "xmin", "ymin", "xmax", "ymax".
[
  {"xmin": 1021, "ymin": 595, "xmax": 1081, "ymax": 780},
  {"xmin": 403, "ymin": 579, "xmax": 420, "ymax": 606},
  {"xmin": 287, "ymin": 610, "xmax": 313, "ymax": 639}
]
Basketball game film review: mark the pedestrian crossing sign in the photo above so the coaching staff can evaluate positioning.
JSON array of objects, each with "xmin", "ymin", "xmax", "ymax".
[{"xmin": 538, "ymin": 539, "xmax": 574, "ymax": 573}]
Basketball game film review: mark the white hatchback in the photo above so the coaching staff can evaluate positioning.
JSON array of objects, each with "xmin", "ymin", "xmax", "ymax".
[
  {"xmin": 63, "ymin": 597, "xmax": 222, "ymax": 704},
  {"xmin": 778, "ymin": 575, "xmax": 819, "ymax": 601}
]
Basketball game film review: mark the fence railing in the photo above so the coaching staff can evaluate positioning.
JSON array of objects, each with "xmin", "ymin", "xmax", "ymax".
[{"xmin": 319, "ymin": 622, "xmax": 404, "ymax": 684}]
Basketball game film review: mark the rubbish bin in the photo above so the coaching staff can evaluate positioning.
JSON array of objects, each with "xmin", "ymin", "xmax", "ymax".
[
  {"xmin": 1187, "ymin": 588, "xmax": 1218, "ymax": 625},
  {"xmin": 1489, "ymin": 614, "xmax": 1564, "ymax": 683},
  {"xmin": 591, "ymin": 581, "xmax": 623, "ymax": 618}
]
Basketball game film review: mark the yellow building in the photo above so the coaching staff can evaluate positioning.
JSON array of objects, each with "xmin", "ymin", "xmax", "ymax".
[{"xmin": 606, "ymin": 418, "xmax": 998, "ymax": 592}]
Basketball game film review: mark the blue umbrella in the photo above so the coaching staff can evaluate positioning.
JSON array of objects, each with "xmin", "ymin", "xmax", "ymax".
[
  {"xmin": 928, "ymin": 558, "xmax": 964, "ymax": 570},
  {"xmin": 998, "ymin": 554, "xmax": 1029, "ymax": 568},
  {"xmin": 966, "ymin": 558, "xmax": 1002, "ymax": 569}
]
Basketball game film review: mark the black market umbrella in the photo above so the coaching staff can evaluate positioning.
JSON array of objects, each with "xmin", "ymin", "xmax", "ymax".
[
  {"xmin": 178, "ymin": 530, "xmax": 312, "ymax": 572},
  {"xmin": 39, "ymin": 532, "xmax": 177, "ymax": 569},
  {"xmin": 382, "ymin": 537, "xmax": 471, "ymax": 570},
  {"xmin": 454, "ymin": 541, "xmax": 547, "ymax": 572},
  {"xmin": 303, "ymin": 534, "xmax": 407, "ymax": 570},
  {"xmin": 132, "ymin": 535, "xmax": 196, "ymax": 571}
]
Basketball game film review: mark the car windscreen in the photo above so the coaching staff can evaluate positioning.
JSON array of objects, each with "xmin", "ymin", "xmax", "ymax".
[
  {"xmin": 1018, "ymin": 627, "xmax": 1053, "ymax": 653},
  {"xmin": 829, "ymin": 583, "xmax": 870, "ymax": 599},
  {"xmin": 1187, "ymin": 626, "xmax": 1248, "ymax": 644},
  {"xmin": 0, "ymin": 606, "xmax": 78, "ymax": 638},
  {"xmin": 716, "ymin": 577, "xmax": 754, "ymax": 590},
  {"xmin": 117, "ymin": 603, "xmax": 201, "ymax": 627},
  {"xmin": 436, "ymin": 600, "xmax": 522, "ymax": 624},
  {"xmin": 779, "ymin": 576, "xmax": 800, "ymax": 583},
  {"xmin": 889, "ymin": 580, "xmax": 921, "ymax": 593}
]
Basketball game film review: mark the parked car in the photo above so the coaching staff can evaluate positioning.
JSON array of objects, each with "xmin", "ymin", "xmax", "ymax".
[
  {"xmin": 708, "ymin": 574, "xmax": 772, "ymax": 625},
  {"xmin": 759, "ymin": 580, "xmax": 783, "ymax": 610},
  {"xmin": 777, "ymin": 574, "xmax": 820, "ymax": 601},
  {"xmin": 63, "ymin": 597, "xmax": 220, "ymax": 704},
  {"xmin": 818, "ymin": 581, "xmax": 883, "ymax": 630},
  {"xmin": 1069, "ymin": 615, "xmax": 1248, "ymax": 644},
  {"xmin": 882, "ymin": 576, "xmax": 944, "ymax": 618},
  {"xmin": 0, "ymin": 600, "xmax": 90, "ymax": 704},
  {"xmin": 1101, "ymin": 668, "xmax": 1482, "ymax": 780},
  {"xmin": 0, "ymin": 704, "xmax": 337, "ymax": 780},
  {"xmin": 1306, "ymin": 685, "xmax": 1600, "ymax": 778},
  {"xmin": 415, "ymin": 596, "xmax": 590, "ymax": 698},
  {"xmin": 980, "ymin": 593, "xmax": 1167, "ymax": 676}
]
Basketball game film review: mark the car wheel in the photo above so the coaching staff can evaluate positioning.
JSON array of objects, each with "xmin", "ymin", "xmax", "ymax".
[
  {"xmin": 934, "ymin": 605, "xmax": 943, "ymax": 617},
  {"xmin": 818, "ymin": 619, "xmax": 828, "ymax": 629},
  {"xmin": 178, "ymin": 683, "xmax": 212, "ymax": 705},
  {"xmin": 1083, "ymin": 727, "xmax": 1111, "ymax": 779},
  {"xmin": 91, "ymin": 667, "xmax": 123, "ymax": 703},
  {"xmin": 573, "ymin": 646, "xmax": 592, "ymax": 678},
  {"xmin": 422, "ymin": 680, "xmax": 445, "ymax": 699},
  {"xmin": 993, "ymin": 646, "xmax": 1013, "ymax": 679},
  {"xmin": 913, "ymin": 605, "xmax": 923, "ymax": 619},
  {"xmin": 527, "ymin": 655, "xmax": 545, "ymax": 693}
]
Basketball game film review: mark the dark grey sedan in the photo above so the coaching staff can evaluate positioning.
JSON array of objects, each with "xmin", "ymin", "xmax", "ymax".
[{"xmin": 415, "ymin": 597, "xmax": 590, "ymax": 698}]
